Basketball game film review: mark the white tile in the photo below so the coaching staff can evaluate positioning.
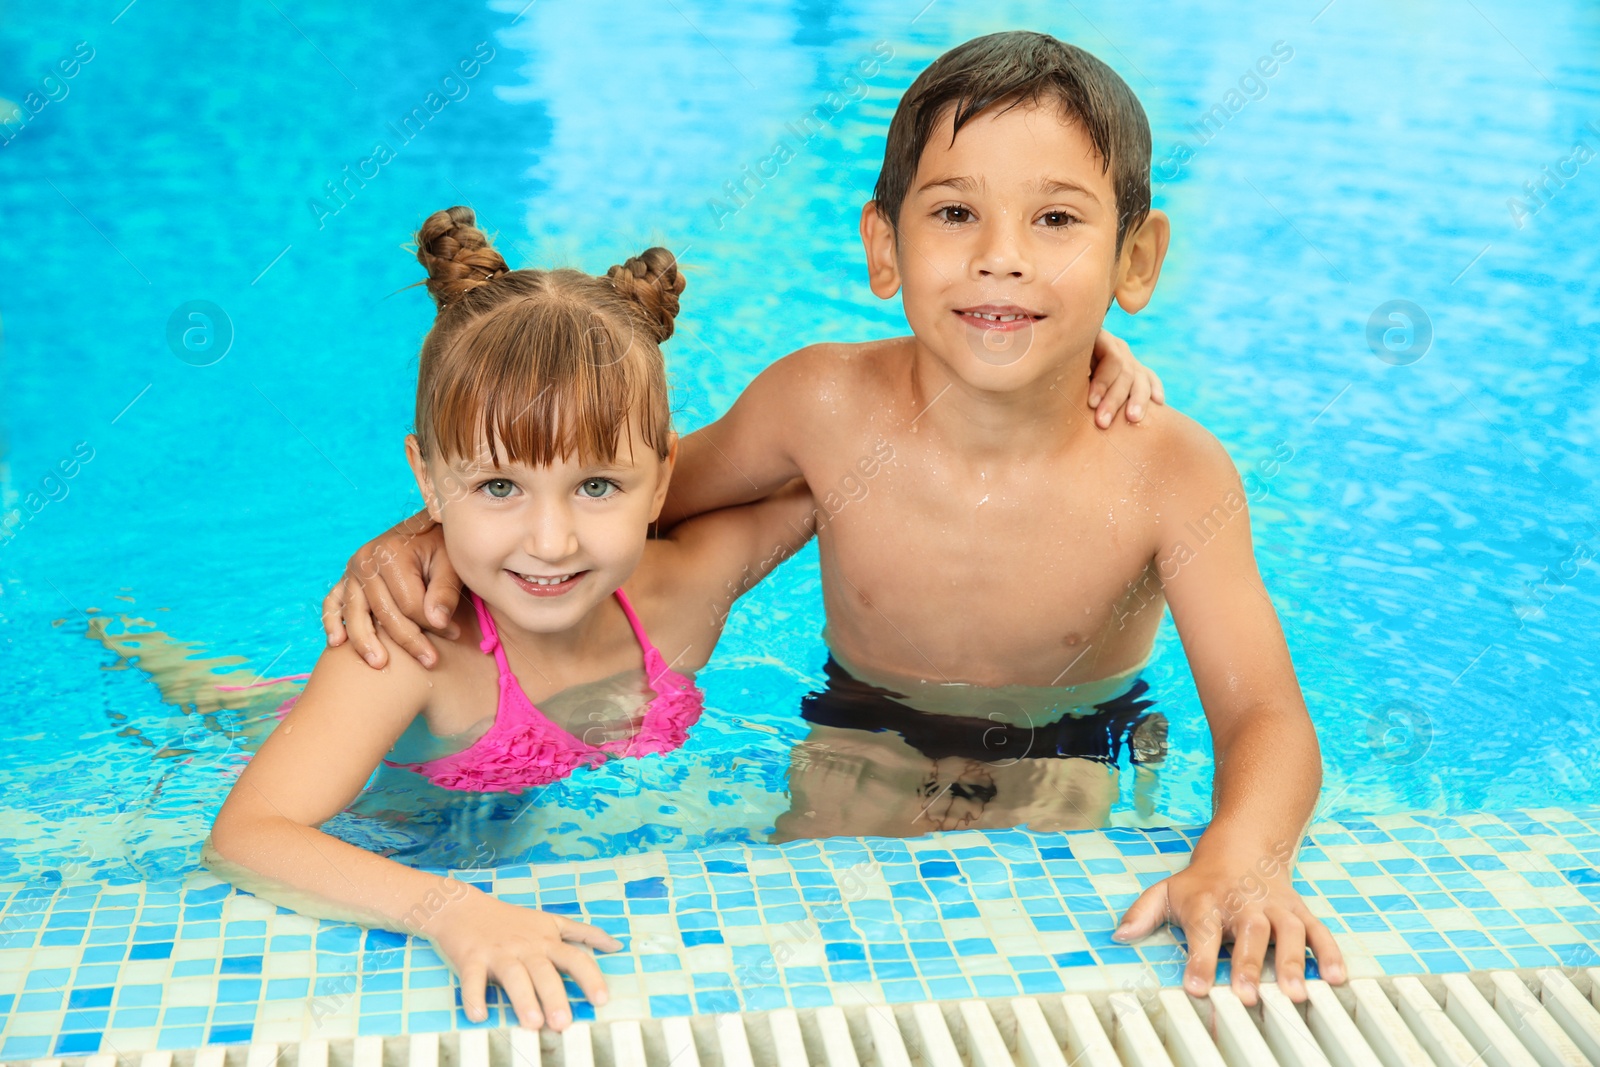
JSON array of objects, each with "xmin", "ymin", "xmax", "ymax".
[
  {"xmin": 1523, "ymin": 924, "xmax": 1576, "ymax": 945},
  {"xmin": 679, "ymin": 945, "xmax": 733, "ymax": 971},
  {"xmin": 28, "ymin": 946, "xmax": 82, "ymax": 969},
  {"xmin": 164, "ymin": 977, "xmax": 219, "ymax": 1006},
  {"xmin": 5, "ymin": 1010, "xmax": 66, "ymax": 1036},
  {"xmin": 119, "ymin": 960, "xmax": 171, "ymax": 983},
  {"xmin": 973, "ymin": 900, "xmax": 1022, "ymax": 920},
  {"xmin": 105, "ymin": 1027, "xmax": 159, "ymax": 1053},
  {"xmin": 1032, "ymin": 931, "xmax": 1088, "ymax": 954},
  {"xmin": 253, "ymin": 1019, "xmax": 311, "ymax": 1044},
  {"xmin": 596, "ymin": 996, "xmax": 648, "ymax": 1020},
  {"xmin": 1092, "ymin": 874, "xmax": 1142, "ymax": 895},
  {"xmin": 173, "ymin": 938, "xmax": 221, "ymax": 961},
  {"xmin": 935, "ymin": 919, "xmax": 988, "ymax": 939},
  {"xmin": 641, "ymin": 973, "xmax": 690, "ymax": 997},
  {"xmin": 720, "ymin": 926, "xmax": 773, "ymax": 946},
  {"xmin": 831, "ymin": 983, "xmax": 885, "ymax": 1006},
  {"xmin": 265, "ymin": 951, "xmax": 315, "ymax": 977},
  {"xmin": 227, "ymin": 895, "xmax": 279, "ymax": 920}
]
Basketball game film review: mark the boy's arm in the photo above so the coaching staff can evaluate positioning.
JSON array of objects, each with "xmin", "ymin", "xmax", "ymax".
[
  {"xmin": 658, "ymin": 349, "xmax": 813, "ymax": 529},
  {"xmin": 207, "ymin": 640, "xmax": 618, "ymax": 1029},
  {"xmin": 1113, "ymin": 419, "xmax": 1344, "ymax": 1004},
  {"xmin": 644, "ymin": 479, "xmax": 817, "ymax": 670},
  {"xmin": 322, "ymin": 512, "xmax": 461, "ymax": 670}
]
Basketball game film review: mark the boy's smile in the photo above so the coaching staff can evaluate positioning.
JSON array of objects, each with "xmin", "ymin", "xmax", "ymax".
[{"xmin": 952, "ymin": 301, "xmax": 1045, "ymax": 332}]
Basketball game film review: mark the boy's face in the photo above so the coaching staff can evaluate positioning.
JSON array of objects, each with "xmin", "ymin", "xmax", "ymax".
[{"xmin": 863, "ymin": 100, "xmax": 1166, "ymax": 392}]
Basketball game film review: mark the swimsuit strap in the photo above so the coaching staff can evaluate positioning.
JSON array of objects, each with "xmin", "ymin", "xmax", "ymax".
[
  {"xmin": 471, "ymin": 586, "xmax": 673, "ymax": 691},
  {"xmin": 615, "ymin": 587, "xmax": 684, "ymax": 692},
  {"xmin": 469, "ymin": 591, "xmax": 514, "ymax": 677},
  {"xmin": 613, "ymin": 587, "xmax": 655, "ymax": 655}
]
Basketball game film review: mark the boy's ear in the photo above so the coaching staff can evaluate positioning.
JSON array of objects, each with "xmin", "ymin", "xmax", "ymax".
[
  {"xmin": 859, "ymin": 201, "xmax": 902, "ymax": 299},
  {"xmin": 1113, "ymin": 208, "xmax": 1170, "ymax": 315},
  {"xmin": 405, "ymin": 434, "xmax": 445, "ymax": 523}
]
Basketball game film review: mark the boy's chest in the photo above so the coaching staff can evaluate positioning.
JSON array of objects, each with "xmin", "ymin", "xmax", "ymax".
[{"xmin": 802, "ymin": 437, "xmax": 1166, "ymax": 684}]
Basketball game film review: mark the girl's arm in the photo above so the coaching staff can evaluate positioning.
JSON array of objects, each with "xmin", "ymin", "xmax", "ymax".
[{"xmin": 206, "ymin": 638, "xmax": 619, "ymax": 1031}]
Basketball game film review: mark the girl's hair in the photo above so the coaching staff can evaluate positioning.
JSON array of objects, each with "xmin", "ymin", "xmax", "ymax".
[{"xmin": 412, "ymin": 205, "xmax": 682, "ymax": 468}]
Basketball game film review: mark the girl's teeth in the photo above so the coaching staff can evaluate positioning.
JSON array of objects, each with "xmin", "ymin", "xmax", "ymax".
[{"xmin": 521, "ymin": 572, "xmax": 574, "ymax": 586}]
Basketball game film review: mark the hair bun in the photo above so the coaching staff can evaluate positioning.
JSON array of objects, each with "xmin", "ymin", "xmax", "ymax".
[
  {"xmin": 607, "ymin": 247, "xmax": 685, "ymax": 343},
  {"xmin": 415, "ymin": 206, "xmax": 510, "ymax": 309}
]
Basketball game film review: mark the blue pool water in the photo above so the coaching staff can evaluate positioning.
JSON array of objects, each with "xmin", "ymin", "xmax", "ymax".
[{"xmin": 1, "ymin": 0, "xmax": 1596, "ymax": 888}]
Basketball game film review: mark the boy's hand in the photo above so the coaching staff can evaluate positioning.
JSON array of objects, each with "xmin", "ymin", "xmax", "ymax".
[
  {"xmin": 1111, "ymin": 854, "xmax": 1345, "ymax": 1005},
  {"xmin": 1088, "ymin": 327, "xmax": 1165, "ymax": 428},
  {"xmin": 321, "ymin": 510, "xmax": 461, "ymax": 670},
  {"xmin": 425, "ymin": 888, "xmax": 622, "ymax": 1031}
]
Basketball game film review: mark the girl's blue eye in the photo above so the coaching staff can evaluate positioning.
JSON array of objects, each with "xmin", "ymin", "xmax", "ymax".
[
  {"xmin": 579, "ymin": 478, "xmax": 618, "ymax": 499},
  {"xmin": 481, "ymin": 479, "xmax": 516, "ymax": 498}
]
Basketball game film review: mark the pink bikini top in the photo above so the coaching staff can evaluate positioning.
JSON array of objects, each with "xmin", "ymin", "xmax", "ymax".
[{"xmin": 385, "ymin": 588, "xmax": 704, "ymax": 793}]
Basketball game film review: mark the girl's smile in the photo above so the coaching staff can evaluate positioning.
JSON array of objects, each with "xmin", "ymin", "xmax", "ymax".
[
  {"xmin": 406, "ymin": 421, "xmax": 676, "ymax": 641},
  {"xmin": 507, "ymin": 569, "xmax": 588, "ymax": 596}
]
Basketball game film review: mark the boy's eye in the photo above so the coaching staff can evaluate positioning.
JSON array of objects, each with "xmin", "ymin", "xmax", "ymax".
[
  {"xmin": 579, "ymin": 478, "xmax": 618, "ymax": 499},
  {"xmin": 1038, "ymin": 210, "xmax": 1080, "ymax": 228},
  {"xmin": 934, "ymin": 205, "xmax": 973, "ymax": 225},
  {"xmin": 479, "ymin": 479, "xmax": 517, "ymax": 498}
]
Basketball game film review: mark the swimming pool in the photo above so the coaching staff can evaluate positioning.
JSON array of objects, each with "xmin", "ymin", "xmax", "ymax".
[{"xmin": 2, "ymin": 0, "xmax": 1597, "ymax": 1055}]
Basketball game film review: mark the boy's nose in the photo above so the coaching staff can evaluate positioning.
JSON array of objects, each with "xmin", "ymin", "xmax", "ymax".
[{"xmin": 971, "ymin": 221, "xmax": 1033, "ymax": 280}]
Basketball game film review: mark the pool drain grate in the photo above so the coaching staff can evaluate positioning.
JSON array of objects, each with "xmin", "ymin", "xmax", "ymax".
[{"xmin": 23, "ymin": 967, "xmax": 1600, "ymax": 1067}]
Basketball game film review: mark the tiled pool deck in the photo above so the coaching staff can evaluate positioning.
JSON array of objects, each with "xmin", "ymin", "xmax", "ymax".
[{"xmin": 2, "ymin": 806, "xmax": 1598, "ymax": 1059}]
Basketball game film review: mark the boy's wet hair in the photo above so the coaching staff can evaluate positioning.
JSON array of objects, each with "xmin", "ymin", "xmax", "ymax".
[
  {"xmin": 411, "ymin": 206, "xmax": 680, "ymax": 468},
  {"xmin": 873, "ymin": 30, "xmax": 1152, "ymax": 252}
]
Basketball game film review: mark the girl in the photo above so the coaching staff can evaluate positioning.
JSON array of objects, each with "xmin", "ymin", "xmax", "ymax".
[{"xmin": 204, "ymin": 207, "xmax": 817, "ymax": 1034}]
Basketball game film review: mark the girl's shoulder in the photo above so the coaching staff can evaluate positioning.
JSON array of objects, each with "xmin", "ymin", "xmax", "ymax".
[{"xmin": 616, "ymin": 541, "xmax": 719, "ymax": 674}]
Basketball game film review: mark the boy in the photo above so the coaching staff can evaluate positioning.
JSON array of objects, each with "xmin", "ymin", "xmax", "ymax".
[{"xmin": 326, "ymin": 32, "xmax": 1342, "ymax": 1005}]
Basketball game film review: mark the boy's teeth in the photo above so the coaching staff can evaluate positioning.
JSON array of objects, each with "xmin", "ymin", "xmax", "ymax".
[{"xmin": 971, "ymin": 312, "xmax": 1025, "ymax": 322}]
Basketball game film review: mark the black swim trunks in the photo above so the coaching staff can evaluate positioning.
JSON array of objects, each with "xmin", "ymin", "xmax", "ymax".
[{"xmin": 800, "ymin": 656, "xmax": 1168, "ymax": 767}]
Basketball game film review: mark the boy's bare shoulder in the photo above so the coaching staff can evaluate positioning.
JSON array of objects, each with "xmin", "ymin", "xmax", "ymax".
[
  {"xmin": 765, "ymin": 338, "xmax": 911, "ymax": 401},
  {"xmin": 1109, "ymin": 402, "xmax": 1242, "ymax": 501}
]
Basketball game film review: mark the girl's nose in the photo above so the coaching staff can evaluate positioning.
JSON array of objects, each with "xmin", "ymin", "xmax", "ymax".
[{"xmin": 524, "ymin": 500, "xmax": 580, "ymax": 562}]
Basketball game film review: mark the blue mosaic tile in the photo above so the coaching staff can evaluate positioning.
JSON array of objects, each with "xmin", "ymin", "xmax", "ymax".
[{"xmin": 3, "ymin": 806, "xmax": 1599, "ymax": 1050}]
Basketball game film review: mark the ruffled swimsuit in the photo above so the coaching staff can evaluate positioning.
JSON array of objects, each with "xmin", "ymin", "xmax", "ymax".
[
  {"xmin": 245, "ymin": 589, "xmax": 703, "ymax": 794},
  {"xmin": 391, "ymin": 589, "xmax": 703, "ymax": 792}
]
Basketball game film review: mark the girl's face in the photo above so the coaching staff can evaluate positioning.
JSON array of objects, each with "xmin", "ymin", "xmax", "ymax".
[{"xmin": 406, "ymin": 420, "xmax": 675, "ymax": 636}]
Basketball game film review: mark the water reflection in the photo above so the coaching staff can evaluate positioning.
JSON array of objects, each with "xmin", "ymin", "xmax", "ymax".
[
  {"xmin": 82, "ymin": 605, "xmax": 1168, "ymax": 872},
  {"xmin": 774, "ymin": 657, "xmax": 1167, "ymax": 841}
]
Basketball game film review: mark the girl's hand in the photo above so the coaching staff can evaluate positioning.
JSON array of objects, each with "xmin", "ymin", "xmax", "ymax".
[
  {"xmin": 1088, "ymin": 327, "xmax": 1165, "ymax": 428},
  {"xmin": 427, "ymin": 889, "xmax": 623, "ymax": 1031},
  {"xmin": 321, "ymin": 510, "xmax": 462, "ymax": 670}
]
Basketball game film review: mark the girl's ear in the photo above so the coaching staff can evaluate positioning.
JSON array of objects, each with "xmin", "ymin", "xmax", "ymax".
[
  {"xmin": 860, "ymin": 201, "xmax": 902, "ymax": 300},
  {"xmin": 405, "ymin": 435, "xmax": 445, "ymax": 522},
  {"xmin": 648, "ymin": 433, "xmax": 679, "ymax": 523}
]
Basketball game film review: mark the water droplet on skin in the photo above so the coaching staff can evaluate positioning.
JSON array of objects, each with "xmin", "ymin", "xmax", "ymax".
[{"xmin": 283, "ymin": 725, "xmax": 294, "ymax": 735}]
